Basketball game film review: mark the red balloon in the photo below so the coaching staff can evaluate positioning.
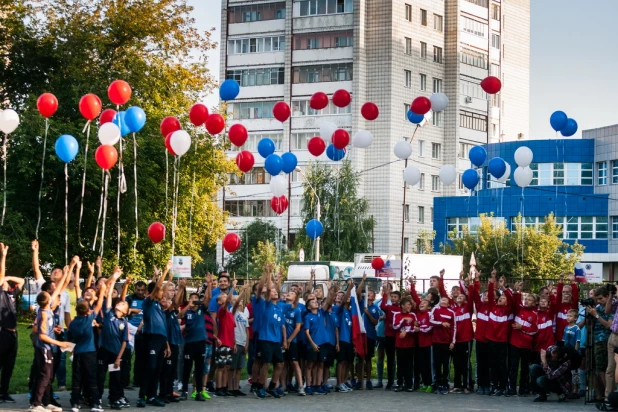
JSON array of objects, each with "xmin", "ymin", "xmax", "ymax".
[
  {"xmin": 165, "ymin": 132, "xmax": 177, "ymax": 155},
  {"xmin": 332, "ymin": 129, "xmax": 350, "ymax": 150},
  {"xmin": 205, "ymin": 114, "xmax": 225, "ymax": 135},
  {"xmin": 235, "ymin": 150, "xmax": 254, "ymax": 173},
  {"xmin": 79, "ymin": 94, "xmax": 102, "ymax": 121},
  {"xmin": 189, "ymin": 103, "xmax": 209, "ymax": 126},
  {"xmin": 411, "ymin": 96, "xmax": 431, "ymax": 115},
  {"xmin": 307, "ymin": 137, "xmax": 326, "ymax": 157},
  {"xmin": 36, "ymin": 93, "xmax": 58, "ymax": 118},
  {"xmin": 94, "ymin": 145, "xmax": 118, "ymax": 170},
  {"xmin": 361, "ymin": 102, "xmax": 379, "ymax": 120},
  {"xmin": 100, "ymin": 109, "xmax": 117, "ymax": 125},
  {"xmin": 148, "ymin": 222, "xmax": 166, "ymax": 244},
  {"xmin": 332, "ymin": 89, "xmax": 351, "ymax": 108},
  {"xmin": 228, "ymin": 123, "xmax": 248, "ymax": 147},
  {"xmin": 223, "ymin": 232, "xmax": 241, "ymax": 253},
  {"xmin": 271, "ymin": 196, "xmax": 289, "ymax": 215},
  {"xmin": 481, "ymin": 76, "xmax": 502, "ymax": 94},
  {"xmin": 107, "ymin": 80, "xmax": 132, "ymax": 105},
  {"xmin": 272, "ymin": 101, "xmax": 291, "ymax": 122},
  {"xmin": 371, "ymin": 257, "xmax": 385, "ymax": 271},
  {"xmin": 310, "ymin": 92, "xmax": 328, "ymax": 110},
  {"xmin": 160, "ymin": 116, "xmax": 181, "ymax": 137}
]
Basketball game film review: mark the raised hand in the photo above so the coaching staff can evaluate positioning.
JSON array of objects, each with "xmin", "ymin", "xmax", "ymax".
[
  {"xmin": 31, "ymin": 239, "xmax": 39, "ymax": 252},
  {"xmin": 87, "ymin": 261, "xmax": 95, "ymax": 273},
  {"xmin": 0, "ymin": 242, "xmax": 8, "ymax": 257},
  {"xmin": 166, "ymin": 260, "xmax": 173, "ymax": 271},
  {"xmin": 95, "ymin": 256, "xmax": 102, "ymax": 268}
]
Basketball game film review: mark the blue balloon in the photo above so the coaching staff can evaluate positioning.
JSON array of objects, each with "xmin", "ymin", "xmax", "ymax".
[
  {"xmin": 124, "ymin": 106, "xmax": 146, "ymax": 133},
  {"xmin": 113, "ymin": 111, "xmax": 130, "ymax": 137},
  {"xmin": 220, "ymin": 79, "xmax": 240, "ymax": 101},
  {"xmin": 264, "ymin": 154, "xmax": 283, "ymax": 176},
  {"xmin": 550, "ymin": 111, "xmax": 568, "ymax": 132},
  {"xmin": 560, "ymin": 118, "xmax": 578, "ymax": 137},
  {"xmin": 407, "ymin": 110, "xmax": 424, "ymax": 124},
  {"xmin": 326, "ymin": 144, "xmax": 346, "ymax": 161},
  {"xmin": 281, "ymin": 152, "xmax": 298, "ymax": 174},
  {"xmin": 488, "ymin": 157, "xmax": 507, "ymax": 179},
  {"xmin": 462, "ymin": 168, "xmax": 479, "ymax": 190},
  {"xmin": 55, "ymin": 134, "xmax": 79, "ymax": 163},
  {"xmin": 257, "ymin": 138, "xmax": 275, "ymax": 158},
  {"xmin": 468, "ymin": 146, "xmax": 486, "ymax": 167},
  {"xmin": 306, "ymin": 219, "xmax": 324, "ymax": 240}
]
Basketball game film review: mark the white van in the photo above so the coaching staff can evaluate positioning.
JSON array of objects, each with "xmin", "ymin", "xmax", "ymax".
[{"xmin": 283, "ymin": 261, "xmax": 354, "ymax": 299}]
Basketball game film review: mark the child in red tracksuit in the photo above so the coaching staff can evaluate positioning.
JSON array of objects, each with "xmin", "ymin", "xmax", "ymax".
[
  {"xmin": 470, "ymin": 279, "xmax": 491, "ymax": 394},
  {"xmin": 380, "ymin": 284, "xmax": 401, "ymax": 390},
  {"xmin": 507, "ymin": 282, "xmax": 538, "ymax": 396},
  {"xmin": 410, "ymin": 282, "xmax": 433, "ymax": 392},
  {"xmin": 486, "ymin": 271, "xmax": 512, "ymax": 396},
  {"xmin": 430, "ymin": 297, "xmax": 456, "ymax": 394},
  {"xmin": 534, "ymin": 296, "xmax": 557, "ymax": 357},
  {"xmin": 452, "ymin": 291, "xmax": 474, "ymax": 393},
  {"xmin": 393, "ymin": 298, "xmax": 417, "ymax": 392},
  {"xmin": 555, "ymin": 274, "xmax": 579, "ymax": 344}
]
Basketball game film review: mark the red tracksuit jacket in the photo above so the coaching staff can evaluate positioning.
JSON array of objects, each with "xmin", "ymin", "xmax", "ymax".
[
  {"xmin": 471, "ymin": 280, "xmax": 489, "ymax": 343},
  {"xmin": 486, "ymin": 282, "xmax": 512, "ymax": 343},
  {"xmin": 380, "ymin": 294, "xmax": 401, "ymax": 338},
  {"xmin": 393, "ymin": 311, "xmax": 417, "ymax": 348},
  {"xmin": 454, "ymin": 297, "xmax": 474, "ymax": 343},
  {"xmin": 534, "ymin": 306, "xmax": 557, "ymax": 351},
  {"xmin": 430, "ymin": 306, "xmax": 456, "ymax": 345},
  {"xmin": 509, "ymin": 299, "xmax": 539, "ymax": 350}
]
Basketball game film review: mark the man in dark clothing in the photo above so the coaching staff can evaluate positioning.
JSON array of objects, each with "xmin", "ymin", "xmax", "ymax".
[{"xmin": 530, "ymin": 345, "xmax": 576, "ymax": 402}]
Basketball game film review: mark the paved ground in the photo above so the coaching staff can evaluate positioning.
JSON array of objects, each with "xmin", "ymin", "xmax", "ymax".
[{"xmin": 0, "ymin": 386, "xmax": 598, "ymax": 412}]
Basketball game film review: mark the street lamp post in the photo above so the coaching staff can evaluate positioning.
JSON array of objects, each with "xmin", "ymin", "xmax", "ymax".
[{"xmin": 296, "ymin": 166, "xmax": 321, "ymax": 261}]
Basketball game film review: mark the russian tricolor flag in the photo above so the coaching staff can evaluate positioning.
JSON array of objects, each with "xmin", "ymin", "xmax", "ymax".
[{"xmin": 350, "ymin": 286, "xmax": 367, "ymax": 358}]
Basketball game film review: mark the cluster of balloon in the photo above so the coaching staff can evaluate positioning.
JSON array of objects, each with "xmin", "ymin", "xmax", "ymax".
[
  {"xmin": 306, "ymin": 219, "xmax": 323, "ymax": 240},
  {"xmin": 148, "ymin": 222, "xmax": 166, "ymax": 243},
  {"xmin": 461, "ymin": 146, "xmax": 487, "ymax": 190},
  {"xmin": 480, "ymin": 76, "xmax": 502, "ymax": 94},
  {"xmin": 406, "ymin": 92, "xmax": 448, "ymax": 126},
  {"xmin": 513, "ymin": 146, "xmax": 533, "ymax": 188},
  {"xmin": 223, "ymin": 232, "xmax": 241, "ymax": 253},
  {"xmin": 371, "ymin": 257, "xmax": 384, "ymax": 271},
  {"xmin": 550, "ymin": 111, "xmax": 578, "ymax": 137},
  {"xmin": 160, "ymin": 116, "xmax": 191, "ymax": 156}
]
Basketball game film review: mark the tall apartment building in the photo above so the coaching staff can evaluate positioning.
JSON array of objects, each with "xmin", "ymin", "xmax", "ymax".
[{"xmin": 217, "ymin": 0, "xmax": 530, "ymax": 264}]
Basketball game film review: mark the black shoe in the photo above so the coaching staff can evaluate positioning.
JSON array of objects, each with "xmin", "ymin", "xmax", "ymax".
[
  {"xmin": 558, "ymin": 393, "xmax": 567, "ymax": 402},
  {"xmin": 179, "ymin": 392, "xmax": 188, "ymax": 401},
  {"xmin": 492, "ymin": 389, "xmax": 504, "ymax": 397},
  {"xmin": 234, "ymin": 390, "xmax": 246, "ymax": 397},
  {"xmin": 394, "ymin": 387, "xmax": 404, "ymax": 392},
  {"xmin": 505, "ymin": 388, "xmax": 517, "ymax": 397},
  {"xmin": 0, "ymin": 394, "xmax": 15, "ymax": 403},
  {"xmin": 533, "ymin": 394, "xmax": 547, "ymax": 403},
  {"xmin": 167, "ymin": 395, "xmax": 180, "ymax": 403},
  {"xmin": 195, "ymin": 393, "xmax": 206, "ymax": 402},
  {"xmin": 518, "ymin": 389, "xmax": 529, "ymax": 397},
  {"xmin": 266, "ymin": 389, "xmax": 281, "ymax": 399},
  {"xmin": 207, "ymin": 382, "xmax": 216, "ymax": 392},
  {"xmin": 224, "ymin": 391, "xmax": 236, "ymax": 397},
  {"xmin": 146, "ymin": 397, "xmax": 166, "ymax": 407},
  {"xmin": 136, "ymin": 398, "xmax": 146, "ymax": 408},
  {"xmin": 384, "ymin": 384, "xmax": 392, "ymax": 391},
  {"xmin": 214, "ymin": 390, "xmax": 226, "ymax": 397},
  {"xmin": 111, "ymin": 400, "xmax": 123, "ymax": 410}
]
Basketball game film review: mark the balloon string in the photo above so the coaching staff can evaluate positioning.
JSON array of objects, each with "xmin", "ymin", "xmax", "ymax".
[
  {"xmin": 165, "ymin": 150, "xmax": 169, "ymax": 219},
  {"xmin": 100, "ymin": 172, "xmax": 110, "ymax": 256},
  {"xmin": 36, "ymin": 119, "xmax": 50, "ymax": 238},
  {"xmin": 171, "ymin": 156, "xmax": 180, "ymax": 256},
  {"xmin": 93, "ymin": 169, "xmax": 104, "ymax": 251},
  {"xmin": 116, "ymin": 105, "xmax": 124, "ymax": 264},
  {"xmin": 77, "ymin": 120, "xmax": 91, "ymax": 247},
  {"xmin": 133, "ymin": 132, "xmax": 139, "ymax": 260},
  {"xmin": 1, "ymin": 133, "xmax": 7, "ymax": 226},
  {"xmin": 188, "ymin": 141, "xmax": 197, "ymax": 245},
  {"xmin": 65, "ymin": 163, "xmax": 68, "ymax": 265}
]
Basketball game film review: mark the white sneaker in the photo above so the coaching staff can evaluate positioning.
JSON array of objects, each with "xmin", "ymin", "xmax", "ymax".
[
  {"xmin": 298, "ymin": 387, "xmax": 306, "ymax": 396},
  {"xmin": 337, "ymin": 384, "xmax": 349, "ymax": 393},
  {"xmin": 45, "ymin": 405, "xmax": 62, "ymax": 412},
  {"xmin": 343, "ymin": 383, "xmax": 353, "ymax": 391}
]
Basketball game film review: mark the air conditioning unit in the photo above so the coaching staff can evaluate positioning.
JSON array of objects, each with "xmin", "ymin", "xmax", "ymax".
[
  {"xmin": 517, "ymin": 133, "xmax": 524, "ymax": 140},
  {"xmin": 465, "ymin": 96, "xmax": 472, "ymax": 103}
]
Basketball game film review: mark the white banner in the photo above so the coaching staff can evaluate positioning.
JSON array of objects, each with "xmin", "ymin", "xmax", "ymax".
[{"xmin": 172, "ymin": 256, "xmax": 191, "ymax": 278}]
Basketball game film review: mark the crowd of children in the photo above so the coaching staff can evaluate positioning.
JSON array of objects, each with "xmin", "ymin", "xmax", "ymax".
[{"xmin": 2, "ymin": 239, "xmax": 618, "ymax": 411}]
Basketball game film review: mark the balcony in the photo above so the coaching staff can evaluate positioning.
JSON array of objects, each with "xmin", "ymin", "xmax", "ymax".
[
  {"xmin": 292, "ymin": 47, "xmax": 353, "ymax": 64},
  {"xmin": 229, "ymin": 19, "xmax": 286, "ymax": 37},
  {"xmin": 293, "ymin": 13, "xmax": 353, "ymax": 33},
  {"xmin": 292, "ymin": 80, "xmax": 353, "ymax": 96},
  {"xmin": 227, "ymin": 52, "xmax": 285, "ymax": 68},
  {"xmin": 237, "ymin": 84, "xmax": 285, "ymax": 100}
]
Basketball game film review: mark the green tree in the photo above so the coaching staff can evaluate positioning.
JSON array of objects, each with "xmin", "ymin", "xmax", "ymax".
[
  {"xmin": 0, "ymin": 0, "xmax": 234, "ymax": 277},
  {"xmin": 249, "ymin": 240, "xmax": 296, "ymax": 280},
  {"xmin": 415, "ymin": 229, "xmax": 436, "ymax": 254},
  {"xmin": 441, "ymin": 213, "xmax": 584, "ymax": 280},
  {"xmin": 226, "ymin": 219, "xmax": 284, "ymax": 278},
  {"xmin": 296, "ymin": 160, "xmax": 374, "ymax": 262}
]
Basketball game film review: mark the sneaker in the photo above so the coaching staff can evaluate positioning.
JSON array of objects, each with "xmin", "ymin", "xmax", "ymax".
[
  {"xmin": 406, "ymin": 387, "xmax": 414, "ymax": 392},
  {"xmin": 266, "ymin": 389, "xmax": 281, "ymax": 399},
  {"xmin": 146, "ymin": 397, "xmax": 166, "ymax": 407},
  {"xmin": 224, "ymin": 390, "xmax": 236, "ymax": 397},
  {"xmin": 305, "ymin": 386, "xmax": 314, "ymax": 396},
  {"xmin": 119, "ymin": 397, "xmax": 131, "ymax": 407},
  {"xmin": 533, "ymin": 394, "xmax": 547, "ymax": 402},
  {"xmin": 256, "ymin": 389, "xmax": 266, "ymax": 399},
  {"xmin": 366, "ymin": 380, "xmax": 373, "ymax": 390},
  {"xmin": 233, "ymin": 390, "xmax": 246, "ymax": 397},
  {"xmin": 206, "ymin": 382, "xmax": 216, "ymax": 393},
  {"xmin": 71, "ymin": 404, "xmax": 80, "ymax": 412},
  {"xmin": 275, "ymin": 388, "xmax": 285, "ymax": 397},
  {"xmin": 424, "ymin": 385, "xmax": 434, "ymax": 393},
  {"xmin": 166, "ymin": 395, "xmax": 179, "ymax": 403},
  {"xmin": 505, "ymin": 388, "xmax": 517, "ymax": 397},
  {"xmin": 200, "ymin": 391, "xmax": 211, "ymax": 400},
  {"xmin": 195, "ymin": 393, "xmax": 206, "ymax": 402},
  {"xmin": 493, "ymin": 389, "xmax": 504, "ymax": 397},
  {"xmin": 110, "ymin": 400, "xmax": 122, "ymax": 410},
  {"xmin": 440, "ymin": 387, "xmax": 449, "ymax": 395},
  {"xmin": 315, "ymin": 386, "xmax": 327, "ymax": 395},
  {"xmin": 558, "ymin": 393, "xmax": 567, "ymax": 402},
  {"xmin": 343, "ymin": 383, "xmax": 353, "ymax": 391},
  {"xmin": 384, "ymin": 384, "xmax": 392, "ymax": 391},
  {"xmin": 286, "ymin": 384, "xmax": 297, "ymax": 393},
  {"xmin": 178, "ymin": 392, "xmax": 187, "ymax": 401},
  {"xmin": 46, "ymin": 405, "xmax": 63, "ymax": 412},
  {"xmin": 374, "ymin": 382, "xmax": 383, "ymax": 389},
  {"xmin": 298, "ymin": 387, "xmax": 306, "ymax": 396},
  {"xmin": 136, "ymin": 398, "xmax": 146, "ymax": 408},
  {"xmin": 1, "ymin": 394, "xmax": 16, "ymax": 403},
  {"xmin": 394, "ymin": 386, "xmax": 404, "ymax": 393},
  {"xmin": 337, "ymin": 384, "xmax": 349, "ymax": 393},
  {"xmin": 190, "ymin": 391, "xmax": 197, "ymax": 399}
]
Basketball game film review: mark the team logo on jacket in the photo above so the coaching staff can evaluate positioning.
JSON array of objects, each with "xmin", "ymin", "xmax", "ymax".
[
  {"xmin": 527, "ymin": 316, "xmax": 532, "ymax": 322},
  {"xmin": 119, "ymin": 323, "xmax": 125, "ymax": 330}
]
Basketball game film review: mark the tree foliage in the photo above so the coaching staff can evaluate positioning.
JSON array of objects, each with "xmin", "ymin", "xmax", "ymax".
[
  {"xmin": 0, "ymin": 0, "xmax": 234, "ymax": 277},
  {"xmin": 441, "ymin": 213, "xmax": 584, "ymax": 279},
  {"xmin": 296, "ymin": 160, "xmax": 374, "ymax": 262}
]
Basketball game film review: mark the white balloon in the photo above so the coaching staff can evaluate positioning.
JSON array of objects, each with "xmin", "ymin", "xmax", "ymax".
[
  {"xmin": 170, "ymin": 130, "xmax": 192, "ymax": 156},
  {"xmin": 439, "ymin": 165, "xmax": 457, "ymax": 185},
  {"xmin": 269, "ymin": 175, "xmax": 287, "ymax": 197},
  {"xmin": 513, "ymin": 166, "xmax": 533, "ymax": 188},
  {"xmin": 394, "ymin": 140, "xmax": 412, "ymax": 160},
  {"xmin": 497, "ymin": 163, "xmax": 511, "ymax": 183},
  {"xmin": 0, "ymin": 109, "xmax": 20, "ymax": 134},
  {"xmin": 403, "ymin": 166, "xmax": 421, "ymax": 186},
  {"xmin": 430, "ymin": 93, "xmax": 449, "ymax": 112},
  {"xmin": 352, "ymin": 130, "xmax": 373, "ymax": 148},
  {"xmin": 319, "ymin": 121, "xmax": 338, "ymax": 142},
  {"xmin": 514, "ymin": 146, "xmax": 533, "ymax": 167},
  {"xmin": 98, "ymin": 123, "xmax": 121, "ymax": 146}
]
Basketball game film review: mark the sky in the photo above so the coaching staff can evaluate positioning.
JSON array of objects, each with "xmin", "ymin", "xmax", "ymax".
[{"xmin": 192, "ymin": 0, "xmax": 618, "ymax": 139}]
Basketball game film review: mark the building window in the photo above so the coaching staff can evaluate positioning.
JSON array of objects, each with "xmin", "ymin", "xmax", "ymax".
[
  {"xmin": 299, "ymin": 0, "xmax": 353, "ymax": 16},
  {"xmin": 226, "ymin": 67, "xmax": 285, "ymax": 87},
  {"xmin": 492, "ymin": 4, "xmax": 501, "ymax": 20},
  {"xmin": 294, "ymin": 30, "xmax": 354, "ymax": 50},
  {"xmin": 528, "ymin": 163, "xmax": 593, "ymax": 186},
  {"xmin": 228, "ymin": 35, "xmax": 286, "ymax": 55},
  {"xmin": 419, "ymin": 173, "xmax": 425, "ymax": 190},
  {"xmin": 403, "ymin": 237, "xmax": 409, "ymax": 253},
  {"xmin": 419, "ymin": 73, "xmax": 427, "ymax": 90},
  {"xmin": 581, "ymin": 163, "xmax": 593, "ymax": 185},
  {"xmin": 404, "ymin": 204, "xmax": 410, "ymax": 222},
  {"xmin": 459, "ymin": 142, "xmax": 473, "ymax": 159},
  {"xmin": 405, "ymin": 4, "xmax": 412, "ymax": 21},
  {"xmin": 432, "ymin": 78, "xmax": 442, "ymax": 93},
  {"xmin": 432, "ymin": 111, "xmax": 443, "ymax": 127},
  {"xmin": 431, "ymin": 175, "xmax": 440, "ymax": 192},
  {"xmin": 460, "ymin": 110, "xmax": 488, "ymax": 132},
  {"xmin": 460, "ymin": 49, "xmax": 487, "ymax": 69},
  {"xmin": 228, "ymin": 167, "xmax": 271, "ymax": 185},
  {"xmin": 598, "ymin": 162, "xmax": 608, "ymax": 185},
  {"xmin": 404, "ymin": 70, "xmax": 412, "ymax": 88},
  {"xmin": 418, "ymin": 140, "xmax": 424, "ymax": 157},
  {"xmin": 434, "ymin": 14, "xmax": 443, "ymax": 32},
  {"xmin": 465, "ymin": 0, "xmax": 488, "ymax": 7},
  {"xmin": 404, "ymin": 103, "xmax": 411, "ymax": 120},
  {"xmin": 433, "ymin": 46, "xmax": 443, "ymax": 63},
  {"xmin": 432, "ymin": 143, "xmax": 441, "ymax": 159},
  {"xmin": 461, "ymin": 16, "xmax": 487, "ymax": 37},
  {"xmin": 237, "ymin": 101, "xmax": 278, "ymax": 120},
  {"xmin": 492, "ymin": 34, "xmax": 501, "ymax": 49},
  {"xmin": 228, "ymin": 2, "xmax": 286, "ymax": 23},
  {"xmin": 230, "ymin": 132, "xmax": 284, "ymax": 152},
  {"xmin": 612, "ymin": 217, "xmax": 618, "ymax": 239},
  {"xmin": 291, "ymin": 99, "xmax": 351, "ymax": 117},
  {"xmin": 405, "ymin": 37, "xmax": 412, "ymax": 54},
  {"xmin": 449, "ymin": 216, "xmax": 505, "ymax": 237},
  {"xmin": 430, "ymin": 207, "xmax": 434, "ymax": 222},
  {"xmin": 418, "ymin": 206, "xmax": 425, "ymax": 223},
  {"xmin": 420, "ymin": 9, "xmax": 427, "ymax": 26},
  {"xmin": 292, "ymin": 63, "xmax": 353, "ymax": 83},
  {"xmin": 420, "ymin": 42, "xmax": 427, "ymax": 59},
  {"xmin": 224, "ymin": 200, "xmax": 279, "ymax": 217},
  {"xmin": 460, "ymin": 80, "xmax": 488, "ymax": 100},
  {"xmin": 612, "ymin": 160, "xmax": 618, "ymax": 184},
  {"xmin": 596, "ymin": 217, "xmax": 608, "ymax": 239}
]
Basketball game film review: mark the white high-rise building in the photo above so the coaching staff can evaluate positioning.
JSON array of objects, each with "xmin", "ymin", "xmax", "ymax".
[{"xmin": 217, "ymin": 0, "xmax": 530, "ymax": 264}]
